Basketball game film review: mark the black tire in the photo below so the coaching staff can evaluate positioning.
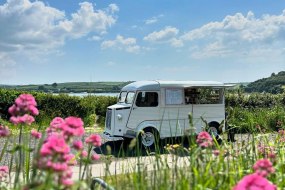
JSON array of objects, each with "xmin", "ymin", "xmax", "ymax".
[
  {"xmin": 208, "ymin": 122, "xmax": 222, "ymax": 144},
  {"xmin": 138, "ymin": 128, "xmax": 159, "ymax": 149}
]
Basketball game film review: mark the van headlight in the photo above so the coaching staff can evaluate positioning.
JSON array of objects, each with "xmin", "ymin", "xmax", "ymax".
[{"xmin": 117, "ymin": 114, "xmax": 122, "ymax": 120}]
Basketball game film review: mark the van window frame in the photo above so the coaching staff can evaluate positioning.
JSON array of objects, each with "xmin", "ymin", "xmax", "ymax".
[
  {"xmin": 135, "ymin": 91, "xmax": 159, "ymax": 107},
  {"xmin": 184, "ymin": 87, "xmax": 224, "ymax": 105},
  {"xmin": 125, "ymin": 91, "xmax": 135, "ymax": 104},
  {"xmin": 165, "ymin": 88, "xmax": 184, "ymax": 105},
  {"xmin": 118, "ymin": 91, "xmax": 127, "ymax": 103}
]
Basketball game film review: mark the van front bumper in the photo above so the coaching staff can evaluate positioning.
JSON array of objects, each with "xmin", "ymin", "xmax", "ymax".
[{"xmin": 102, "ymin": 131, "xmax": 124, "ymax": 141}]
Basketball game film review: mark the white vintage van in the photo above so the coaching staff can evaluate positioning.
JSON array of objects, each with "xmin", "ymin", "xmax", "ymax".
[{"xmin": 103, "ymin": 80, "xmax": 227, "ymax": 148}]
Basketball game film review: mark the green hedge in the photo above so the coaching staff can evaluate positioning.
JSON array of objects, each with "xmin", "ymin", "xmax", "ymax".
[
  {"xmin": 225, "ymin": 92, "xmax": 285, "ymax": 132},
  {"xmin": 0, "ymin": 89, "xmax": 116, "ymax": 127},
  {"xmin": 225, "ymin": 92, "xmax": 285, "ymax": 108},
  {"xmin": 1, "ymin": 89, "xmax": 285, "ymax": 132}
]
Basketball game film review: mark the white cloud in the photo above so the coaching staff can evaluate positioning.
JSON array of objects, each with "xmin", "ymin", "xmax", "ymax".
[
  {"xmin": 0, "ymin": 0, "xmax": 118, "ymax": 73},
  {"xmin": 59, "ymin": 2, "xmax": 118, "ymax": 38},
  {"xmin": 170, "ymin": 38, "xmax": 184, "ymax": 47},
  {"xmin": 180, "ymin": 10, "xmax": 285, "ymax": 59},
  {"xmin": 108, "ymin": 4, "xmax": 119, "ymax": 14},
  {"xmin": 144, "ymin": 14, "xmax": 164, "ymax": 25},
  {"xmin": 101, "ymin": 35, "xmax": 141, "ymax": 53},
  {"xmin": 144, "ymin": 26, "xmax": 179, "ymax": 42},
  {"xmin": 88, "ymin": 35, "xmax": 102, "ymax": 41}
]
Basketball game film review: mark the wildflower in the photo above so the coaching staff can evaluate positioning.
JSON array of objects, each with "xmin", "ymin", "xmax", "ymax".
[
  {"xmin": 38, "ymin": 134, "xmax": 75, "ymax": 187},
  {"xmin": 213, "ymin": 150, "xmax": 220, "ymax": 156},
  {"xmin": 253, "ymin": 159, "xmax": 275, "ymax": 177},
  {"xmin": 61, "ymin": 117, "xmax": 85, "ymax": 138},
  {"xmin": 91, "ymin": 154, "xmax": 100, "ymax": 161},
  {"xmin": 72, "ymin": 140, "xmax": 83, "ymax": 150},
  {"xmin": 85, "ymin": 134, "xmax": 102, "ymax": 147},
  {"xmin": 40, "ymin": 134, "xmax": 70, "ymax": 157},
  {"xmin": 0, "ymin": 166, "xmax": 8, "ymax": 173},
  {"xmin": 0, "ymin": 166, "xmax": 8, "ymax": 181},
  {"xmin": 61, "ymin": 178, "xmax": 73, "ymax": 186},
  {"xmin": 278, "ymin": 129, "xmax": 285, "ymax": 136},
  {"xmin": 8, "ymin": 94, "xmax": 38, "ymax": 125},
  {"xmin": 81, "ymin": 150, "xmax": 88, "ymax": 157},
  {"xmin": 60, "ymin": 169, "xmax": 74, "ymax": 186},
  {"xmin": 10, "ymin": 114, "xmax": 35, "ymax": 125},
  {"xmin": 8, "ymin": 94, "xmax": 38, "ymax": 116},
  {"xmin": 233, "ymin": 173, "xmax": 276, "ymax": 190},
  {"xmin": 0, "ymin": 125, "xmax": 10, "ymax": 137},
  {"xmin": 196, "ymin": 131, "xmax": 213, "ymax": 148},
  {"xmin": 31, "ymin": 129, "xmax": 42, "ymax": 139},
  {"xmin": 47, "ymin": 117, "xmax": 65, "ymax": 134}
]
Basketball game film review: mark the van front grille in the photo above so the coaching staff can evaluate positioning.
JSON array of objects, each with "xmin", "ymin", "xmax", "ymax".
[{"xmin": 106, "ymin": 109, "xmax": 112, "ymax": 130}]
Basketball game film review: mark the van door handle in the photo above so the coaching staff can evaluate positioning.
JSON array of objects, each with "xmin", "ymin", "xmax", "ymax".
[{"xmin": 133, "ymin": 107, "xmax": 136, "ymax": 110}]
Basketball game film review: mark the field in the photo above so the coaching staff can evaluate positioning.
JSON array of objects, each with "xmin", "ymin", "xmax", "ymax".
[
  {"xmin": 0, "ymin": 81, "xmax": 132, "ymax": 93},
  {"xmin": 0, "ymin": 91, "xmax": 285, "ymax": 189}
]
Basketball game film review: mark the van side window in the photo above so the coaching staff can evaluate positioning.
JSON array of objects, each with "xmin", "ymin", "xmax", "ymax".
[
  {"xmin": 165, "ymin": 89, "xmax": 183, "ymax": 105},
  {"xmin": 184, "ymin": 88, "xmax": 223, "ymax": 104},
  {"xmin": 136, "ymin": 92, "xmax": 158, "ymax": 107},
  {"xmin": 198, "ymin": 88, "xmax": 223, "ymax": 104},
  {"xmin": 184, "ymin": 88, "xmax": 199, "ymax": 104}
]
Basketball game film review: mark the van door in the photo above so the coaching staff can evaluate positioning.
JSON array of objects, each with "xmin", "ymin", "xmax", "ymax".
[
  {"xmin": 192, "ymin": 88, "xmax": 225, "ymax": 133},
  {"xmin": 126, "ymin": 91, "xmax": 160, "ymax": 129}
]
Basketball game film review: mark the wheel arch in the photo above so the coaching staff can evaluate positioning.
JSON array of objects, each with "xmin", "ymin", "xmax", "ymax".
[
  {"xmin": 136, "ymin": 121, "xmax": 160, "ymax": 136},
  {"xmin": 208, "ymin": 121, "xmax": 222, "ymax": 134}
]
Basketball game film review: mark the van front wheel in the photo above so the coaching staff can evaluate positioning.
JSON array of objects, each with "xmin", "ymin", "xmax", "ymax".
[
  {"xmin": 208, "ymin": 122, "xmax": 222, "ymax": 144},
  {"xmin": 139, "ymin": 128, "xmax": 159, "ymax": 149}
]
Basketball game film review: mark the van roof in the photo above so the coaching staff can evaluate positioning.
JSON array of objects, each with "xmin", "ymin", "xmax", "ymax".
[{"xmin": 121, "ymin": 80, "xmax": 227, "ymax": 91}]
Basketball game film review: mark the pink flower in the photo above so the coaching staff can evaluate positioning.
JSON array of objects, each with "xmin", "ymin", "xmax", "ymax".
[
  {"xmin": 10, "ymin": 114, "xmax": 35, "ymax": 125},
  {"xmin": 72, "ymin": 140, "xmax": 83, "ymax": 150},
  {"xmin": 62, "ymin": 117, "xmax": 85, "ymax": 137},
  {"xmin": 31, "ymin": 129, "xmax": 42, "ymax": 139},
  {"xmin": 0, "ymin": 125, "xmax": 10, "ymax": 137},
  {"xmin": 61, "ymin": 178, "xmax": 73, "ymax": 186},
  {"xmin": 0, "ymin": 166, "xmax": 8, "ymax": 173},
  {"xmin": 40, "ymin": 134, "xmax": 70, "ymax": 156},
  {"xmin": 0, "ymin": 166, "xmax": 9, "ymax": 180},
  {"xmin": 253, "ymin": 159, "xmax": 275, "ymax": 177},
  {"xmin": 91, "ymin": 154, "xmax": 100, "ymax": 161},
  {"xmin": 278, "ymin": 129, "xmax": 285, "ymax": 136},
  {"xmin": 47, "ymin": 161, "xmax": 68, "ymax": 172},
  {"xmin": 9, "ymin": 94, "xmax": 38, "ymax": 126},
  {"xmin": 233, "ymin": 173, "xmax": 276, "ymax": 190},
  {"xmin": 212, "ymin": 150, "xmax": 220, "ymax": 156},
  {"xmin": 9, "ymin": 94, "xmax": 38, "ymax": 117},
  {"xmin": 48, "ymin": 117, "xmax": 65, "ymax": 133},
  {"xmin": 85, "ymin": 134, "xmax": 102, "ymax": 147},
  {"xmin": 81, "ymin": 150, "xmax": 88, "ymax": 157},
  {"xmin": 196, "ymin": 131, "xmax": 213, "ymax": 148}
]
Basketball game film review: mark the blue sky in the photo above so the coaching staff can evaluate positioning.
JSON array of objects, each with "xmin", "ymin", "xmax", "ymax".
[{"xmin": 0, "ymin": 0, "xmax": 285, "ymax": 85}]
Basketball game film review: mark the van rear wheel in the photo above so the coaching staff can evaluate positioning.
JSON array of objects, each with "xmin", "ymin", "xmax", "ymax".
[
  {"xmin": 138, "ymin": 128, "xmax": 159, "ymax": 149},
  {"xmin": 208, "ymin": 122, "xmax": 222, "ymax": 144}
]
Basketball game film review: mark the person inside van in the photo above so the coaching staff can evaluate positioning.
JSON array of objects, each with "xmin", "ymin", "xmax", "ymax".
[
  {"xmin": 185, "ymin": 88, "xmax": 199, "ymax": 104},
  {"xmin": 148, "ymin": 93, "xmax": 158, "ymax": 107}
]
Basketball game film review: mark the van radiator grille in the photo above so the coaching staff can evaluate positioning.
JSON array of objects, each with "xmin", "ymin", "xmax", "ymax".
[{"xmin": 106, "ymin": 109, "xmax": 112, "ymax": 130}]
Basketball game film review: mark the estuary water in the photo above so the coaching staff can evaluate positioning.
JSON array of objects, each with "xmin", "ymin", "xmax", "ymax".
[
  {"xmin": 67, "ymin": 92, "xmax": 119, "ymax": 97},
  {"xmin": 52, "ymin": 92, "xmax": 119, "ymax": 97}
]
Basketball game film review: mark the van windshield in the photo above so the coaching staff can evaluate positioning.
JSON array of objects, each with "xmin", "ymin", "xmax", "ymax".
[
  {"xmin": 118, "ymin": 91, "xmax": 135, "ymax": 104},
  {"xmin": 125, "ymin": 92, "xmax": 135, "ymax": 104},
  {"xmin": 118, "ymin": 91, "xmax": 127, "ymax": 103}
]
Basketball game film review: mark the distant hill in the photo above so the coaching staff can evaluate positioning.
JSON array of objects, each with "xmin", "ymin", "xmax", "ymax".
[
  {"xmin": 244, "ymin": 71, "xmax": 285, "ymax": 94},
  {"xmin": 0, "ymin": 81, "xmax": 133, "ymax": 93}
]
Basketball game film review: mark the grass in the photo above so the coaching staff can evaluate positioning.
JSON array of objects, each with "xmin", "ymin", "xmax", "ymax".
[{"xmin": 91, "ymin": 132, "xmax": 284, "ymax": 190}]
